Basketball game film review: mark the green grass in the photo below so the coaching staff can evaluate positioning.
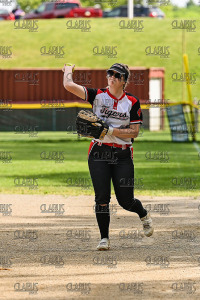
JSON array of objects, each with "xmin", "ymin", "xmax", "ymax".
[
  {"xmin": 0, "ymin": 131, "xmax": 199, "ymax": 197},
  {"xmin": 0, "ymin": 18, "xmax": 200, "ymax": 102}
]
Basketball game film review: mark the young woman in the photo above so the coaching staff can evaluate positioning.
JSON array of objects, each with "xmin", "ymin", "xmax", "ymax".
[{"xmin": 63, "ymin": 63, "xmax": 154, "ymax": 250}]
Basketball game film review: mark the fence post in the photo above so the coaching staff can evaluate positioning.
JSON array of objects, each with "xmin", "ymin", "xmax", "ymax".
[{"xmin": 52, "ymin": 109, "xmax": 56, "ymax": 131}]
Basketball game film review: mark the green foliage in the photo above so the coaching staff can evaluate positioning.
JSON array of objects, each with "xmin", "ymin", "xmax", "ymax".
[
  {"xmin": 18, "ymin": 0, "xmax": 42, "ymax": 12},
  {"xmin": 81, "ymin": 0, "xmax": 127, "ymax": 9},
  {"xmin": 186, "ymin": 0, "xmax": 196, "ymax": 7},
  {"xmin": 161, "ymin": 4, "xmax": 200, "ymax": 17}
]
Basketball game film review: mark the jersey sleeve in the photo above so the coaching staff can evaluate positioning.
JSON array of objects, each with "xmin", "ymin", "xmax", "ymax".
[
  {"xmin": 83, "ymin": 87, "xmax": 98, "ymax": 105},
  {"xmin": 130, "ymin": 98, "xmax": 143, "ymax": 124}
]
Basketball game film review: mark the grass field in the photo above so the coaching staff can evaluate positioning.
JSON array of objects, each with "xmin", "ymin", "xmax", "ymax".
[
  {"xmin": 0, "ymin": 18, "xmax": 200, "ymax": 102},
  {"xmin": 0, "ymin": 131, "xmax": 199, "ymax": 196}
]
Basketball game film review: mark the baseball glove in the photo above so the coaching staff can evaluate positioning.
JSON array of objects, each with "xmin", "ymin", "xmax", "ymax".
[{"xmin": 76, "ymin": 110, "xmax": 109, "ymax": 140}]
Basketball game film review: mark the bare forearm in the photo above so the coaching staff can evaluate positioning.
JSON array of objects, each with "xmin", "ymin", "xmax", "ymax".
[
  {"xmin": 63, "ymin": 72, "xmax": 74, "ymax": 90},
  {"xmin": 62, "ymin": 65, "xmax": 85, "ymax": 99},
  {"xmin": 112, "ymin": 128, "xmax": 139, "ymax": 138}
]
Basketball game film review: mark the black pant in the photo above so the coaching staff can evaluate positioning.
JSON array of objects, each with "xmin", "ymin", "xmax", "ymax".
[{"xmin": 88, "ymin": 142, "xmax": 147, "ymax": 218}]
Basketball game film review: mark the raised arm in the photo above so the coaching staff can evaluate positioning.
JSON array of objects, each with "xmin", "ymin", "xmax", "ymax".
[{"xmin": 62, "ymin": 64, "xmax": 85, "ymax": 100}]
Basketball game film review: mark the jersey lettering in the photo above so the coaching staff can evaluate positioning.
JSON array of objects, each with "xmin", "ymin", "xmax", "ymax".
[{"xmin": 100, "ymin": 106, "xmax": 128, "ymax": 120}]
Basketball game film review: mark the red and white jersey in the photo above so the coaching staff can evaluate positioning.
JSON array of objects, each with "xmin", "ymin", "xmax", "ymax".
[{"xmin": 83, "ymin": 87, "xmax": 143, "ymax": 145}]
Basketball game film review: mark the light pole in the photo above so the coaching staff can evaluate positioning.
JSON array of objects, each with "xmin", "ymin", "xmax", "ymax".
[{"xmin": 128, "ymin": 0, "xmax": 134, "ymax": 19}]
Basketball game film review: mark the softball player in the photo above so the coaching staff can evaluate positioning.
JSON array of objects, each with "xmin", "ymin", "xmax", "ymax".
[{"xmin": 63, "ymin": 63, "xmax": 154, "ymax": 250}]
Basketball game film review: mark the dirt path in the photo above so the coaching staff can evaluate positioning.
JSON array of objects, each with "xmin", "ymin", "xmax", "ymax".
[{"xmin": 0, "ymin": 194, "xmax": 200, "ymax": 299}]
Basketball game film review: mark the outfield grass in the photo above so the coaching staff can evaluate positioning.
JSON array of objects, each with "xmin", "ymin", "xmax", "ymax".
[
  {"xmin": 0, "ymin": 131, "xmax": 199, "ymax": 197},
  {"xmin": 0, "ymin": 18, "xmax": 200, "ymax": 102}
]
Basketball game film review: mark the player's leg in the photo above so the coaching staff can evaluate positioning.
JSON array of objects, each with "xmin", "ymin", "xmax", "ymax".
[
  {"xmin": 111, "ymin": 148, "xmax": 146, "ymax": 217},
  {"xmin": 88, "ymin": 143, "xmax": 111, "ymax": 249},
  {"xmin": 95, "ymin": 204, "xmax": 110, "ymax": 250},
  {"xmin": 111, "ymin": 147, "xmax": 154, "ymax": 236}
]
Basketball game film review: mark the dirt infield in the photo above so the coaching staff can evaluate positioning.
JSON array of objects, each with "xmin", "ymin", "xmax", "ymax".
[{"xmin": 0, "ymin": 194, "xmax": 200, "ymax": 300}]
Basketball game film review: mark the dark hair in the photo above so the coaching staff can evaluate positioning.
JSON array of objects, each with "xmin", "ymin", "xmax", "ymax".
[{"xmin": 119, "ymin": 63, "xmax": 130, "ymax": 90}]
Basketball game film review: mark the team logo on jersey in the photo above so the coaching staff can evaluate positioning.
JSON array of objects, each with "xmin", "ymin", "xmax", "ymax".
[
  {"xmin": 100, "ymin": 106, "xmax": 128, "ymax": 120},
  {"xmin": 137, "ymin": 108, "xmax": 142, "ymax": 117}
]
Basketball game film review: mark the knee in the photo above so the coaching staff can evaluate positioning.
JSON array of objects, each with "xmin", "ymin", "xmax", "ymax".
[
  {"xmin": 95, "ymin": 203, "xmax": 109, "ymax": 213},
  {"xmin": 118, "ymin": 198, "xmax": 136, "ymax": 211}
]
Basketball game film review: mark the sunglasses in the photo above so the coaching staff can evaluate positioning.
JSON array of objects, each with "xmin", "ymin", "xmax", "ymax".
[{"xmin": 106, "ymin": 70, "xmax": 123, "ymax": 80}]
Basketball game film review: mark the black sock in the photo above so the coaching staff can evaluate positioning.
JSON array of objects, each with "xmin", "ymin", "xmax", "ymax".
[
  {"xmin": 95, "ymin": 204, "xmax": 110, "ymax": 239},
  {"xmin": 129, "ymin": 198, "xmax": 147, "ymax": 219}
]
